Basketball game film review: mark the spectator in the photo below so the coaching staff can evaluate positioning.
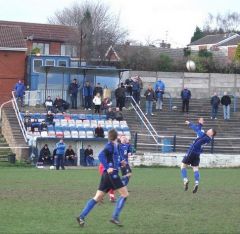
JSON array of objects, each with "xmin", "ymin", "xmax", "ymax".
[
  {"xmin": 24, "ymin": 118, "xmax": 32, "ymax": 131},
  {"xmin": 14, "ymin": 80, "xmax": 25, "ymax": 107},
  {"xmin": 93, "ymin": 93, "xmax": 102, "ymax": 114},
  {"xmin": 210, "ymin": 92, "xmax": 220, "ymax": 120},
  {"xmin": 181, "ymin": 87, "xmax": 191, "ymax": 113},
  {"xmin": 55, "ymin": 138, "xmax": 66, "ymax": 170},
  {"xmin": 115, "ymin": 107, "xmax": 124, "ymax": 121},
  {"xmin": 144, "ymin": 85, "xmax": 155, "ymax": 116},
  {"xmin": 45, "ymin": 110, "xmax": 55, "ymax": 126},
  {"xmin": 65, "ymin": 145, "xmax": 76, "ymax": 165},
  {"xmin": 31, "ymin": 119, "xmax": 40, "ymax": 133},
  {"xmin": 101, "ymin": 97, "xmax": 112, "ymax": 114},
  {"xmin": 94, "ymin": 124, "xmax": 104, "ymax": 138},
  {"xmin": 93, "ymin": 83, "xmax": 103, "ymax": 97},
  {"xmin": 83, "ymin": 81, "xmax": 93, "ymax": 110},
  {"xmin": 44, "ymin": 96, "xmax": 54, "ymax": 112},
  {"xmin": 154, "ymin": 79, "xmax": 165, "ymax": 111},
  {"xmin": 132, "ymin": 77, "xmax": 141, "ymax": 105},
  {"xmin": 84, "ymin": 145, "xmax": 94, "ymax": 166},
  {"xmin": 38, "ymin": 144, "xmax": 52, "ymax": 165},
  {"xmin": 40, "ymin": 120, "xmax": 48, "ymax": 132},
  {"xmin": 221, "ymin": 92, "xmax": 231, "ymax": 120},
  {"xmin": 69, "ymin": 79, "xmax": 80, "ymax": 109},
  {"xmin": 137, "ymin": 75, "xmax": 143, "ymax": 98},
  {"xmin": 53, "ymin": 96, "xmax": 69, "ymax": 113},
  {"xmin": 124, "ymin": 77, "xmax": 133, "ymax": 96},
  {"xmin": 106, "ymin": 107, "xmax": 115, "ymax": 120},
  {"xmin": 115, "ymin": 83, "xmax": 126, "ymax": 111}
]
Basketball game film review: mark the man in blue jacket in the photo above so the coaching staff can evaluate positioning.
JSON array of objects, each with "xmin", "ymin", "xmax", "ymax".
[
  {"xmin": 14, "ymin": 80, "xmax": 26, "ymax": 107},
  {"xmin": 154, "ymin": 80, "xmax": 165, "ymax": 110},
  {"xmin": 83, "ymin": 81, "xmax": 93, "ymax": 110},
  {"xmin": 69, "ymin": 79, "xmax": 80, "ymax": 109},
  {"xmin": 181, "ymin": 121, "xmax": 216, "ymax": 193},
  {"xmin": 55, "ymin": 138, "xmax": 66, "ymax": 170},
  {"xmin": 181, "ymin": 87, "xmax": 191, "ymax": 113}
]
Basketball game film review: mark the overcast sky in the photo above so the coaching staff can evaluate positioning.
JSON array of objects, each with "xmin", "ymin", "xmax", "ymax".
[{"xmin": 1, "ymin": 0, "xmax": 240, "ymax": 47}]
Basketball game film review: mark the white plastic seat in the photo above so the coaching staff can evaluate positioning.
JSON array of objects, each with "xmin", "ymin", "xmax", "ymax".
[
  {"xmin": 71, "ymin": 130, "xmax": 79, "ymax": 138},
  {"xmin": 75, "ymin": 120, "xmax": 83, "ymax": 127},
  {"xmin": 112, "ymin": 120, "xmax": 120, "ymax": 128},
  {"xmin": 78, "ymin": 130, "xmax": 86, "ymax": 138},
  {"xmin": 105, "ymin": 120, "xmax": 113, "ymax": 128},
  {"xmin": 54, "ymin": 119, "xmax": 61, "ymax": 126},
  {"xmin": 41, "ymin": 131, "xmax": 48, "ymax": 137},
  {"xmin": 61, "ymin": 119, "xmax": 68, "ymax": 127},
  {"xmin": 97, "ymin": 120, "xmax": 105, "ymax": 127},
  {"xmin": 91, "ymin": 120, "xmax": 98, "ymax": 128},
  {"xmin": 83, "ymin": 120, "xmax": 91, "ymax": 128},
  {"xmin": 68, "ymin": 119, "xmax": 76, "ymax": 127},
  {"xmin": 64, "ymin": 130, "xmax": 71, "ymax": 138}
]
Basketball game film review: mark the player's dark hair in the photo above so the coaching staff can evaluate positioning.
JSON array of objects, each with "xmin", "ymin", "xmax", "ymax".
[
  {"xmin": 212, "ymin": 129, "xmax": 217, "ymax": 137},
  {"xmin": 108, "ymin": 129, "xmax": 118, "ymax": 141}
]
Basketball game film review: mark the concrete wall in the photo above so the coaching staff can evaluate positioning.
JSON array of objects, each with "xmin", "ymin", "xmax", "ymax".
[
  {"xmin": 130, "ymin": 153, "xmax": 240, "ymax": 168},
  {"xmin": 122, "ymin": 71, "xmax": 240, "ymax": 98}
]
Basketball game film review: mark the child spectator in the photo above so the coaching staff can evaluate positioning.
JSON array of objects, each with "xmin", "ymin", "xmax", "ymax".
[
  {"xmin": 44, "ymin": 96, "xmax": 54, "ymax": 112},
  {"xmin": 93, "ymin": 93, "xmax": 102, "ymax": 114}
]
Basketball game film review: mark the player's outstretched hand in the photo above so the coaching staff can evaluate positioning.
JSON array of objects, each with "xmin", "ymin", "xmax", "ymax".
[
  {"xmin": 185, "ymin": 120, "xmax": 190, "ymax": 125},
  {"xmin": 107, "ymin": 168, "xmax": 114, "ymax": 174}
]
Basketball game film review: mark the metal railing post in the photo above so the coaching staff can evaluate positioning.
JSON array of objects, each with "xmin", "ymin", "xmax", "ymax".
[
  {"xmin": 211, "ymin": 137, "xmax": 214, "ymax": 154},
  {"xmin": 133, "ymin": 132, "xmax": 138, "ymax": 153},
  {"xmin": 173, "ymin": 134, "xmax": 176, "ymax": 152}
]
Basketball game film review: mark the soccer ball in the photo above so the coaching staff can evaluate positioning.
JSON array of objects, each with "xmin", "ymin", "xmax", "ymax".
[
  {"xmin": 49, "ymin": 166, "xmax": 55, "ymax": 170},
  {"xmin": 186, "ymin": 60, "xmax": 196, "ymax": 72}
]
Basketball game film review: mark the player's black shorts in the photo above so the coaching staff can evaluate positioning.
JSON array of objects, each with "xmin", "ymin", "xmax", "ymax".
[
  {"xmin": 98, "ymin": 171, "xmax": 124, "ymax": 193},
  {"xmin": 121, "ymin": 164, "xmax": 132, "ymax": 176},
  {"xmin": 182, "ymin": 152, "xmax": 200, "ymax": 167}
]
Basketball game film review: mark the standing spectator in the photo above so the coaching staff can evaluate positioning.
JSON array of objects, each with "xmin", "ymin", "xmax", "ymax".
[
  {"xmin": 44, "ymin": 96, "xmax": 54, "ymax": 112},
  {"xmin": 221, "ymin": 92, "xmax": 231, "ymax": 120},
  {"xmin": 115, "ymin": 83, "xmax": 126, "ymax": 111},
  {"xmin": 93, "ymin": 83, "xmax": 103, "ymax": 97},
  {"xmin": 144, "ymin": 85, "xmax": 155, "ymax": 116},
  {"xmin": 45, "ymin": 110, "xmax": 55, "ymax": 126},
  {"xmin": 69, "ymin": 79, "xmax": 80, "ymax": 109},
  {"xmin": 132, "ymin": 77, "xmax": 140, "ymax": 105},
  {"xmin": 210, "ymin": 93, "xmax": 220, "ymax": 120},
  {"xmin": 181, "ymin": 87, "xmax": 191, "ymax": 113},
  {"xmin": 55, "ymin": 138, "xmax": 66, "ymax": 170},
  {"xmin": 106, "ymin": 107, "xmax": 116, "ymax": 120},
  {"xmin": 84, "ymin": 145, "xmax": 94, "ymax": 166},
  {"xmin": 39, "ymin": 144, "xmax": 52, "ymax": 165},
  {"xmin": 124, "ymin": 77, "xmax": 133, "ymax": 96},
  {"xmin": 14, "ymin": 80, "xmax": 25, "ymax": 107},
  {"xmin": 65, "ymin": 145, "xmax": 76, "ymax": 165},
  {"xmin": 101, "ymin": 97, "xmax": 112, "ymax": 114},
  {"xmin": 115, "ymin": 107, "xmax": 124, "ymax": 121},
  {"xmin": 94, "ymin": 124, "xmax": 104, "ymax": 138},
  {"xmin": 93, "ymin": 93, "xmax": 102, "ymax": 114},
  {"xmin": 53, "ymin": 96, "xmax": 69, "ymax": 113},
  {"xmin": 83, "ymin": 81, "xmax": 93, "ymax": 110},
  {"xmin": 154, "ymin": 79, "xmax": 165, "ymax": 111}
]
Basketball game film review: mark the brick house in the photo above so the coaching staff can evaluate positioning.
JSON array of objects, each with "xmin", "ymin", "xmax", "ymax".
[
  {"xmin": 0, "ymin": 25, "xmax": 27, "ymax": 103},
  {"xmin": 188, "ymin": 33, "xmax": 240, "ymax": 60}
]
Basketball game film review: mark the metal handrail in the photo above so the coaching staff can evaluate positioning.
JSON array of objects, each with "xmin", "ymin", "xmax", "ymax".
[
  {"xmin": 0, "ymin": 99, "xmax": 13, "ymax": 121},
  {"xmin": 11, "ymin": 91, "xmax": 28, "ymax": 143},
  {"xmin": 164, "ymin": 91, "xmax": 173, "ymax": 111}
]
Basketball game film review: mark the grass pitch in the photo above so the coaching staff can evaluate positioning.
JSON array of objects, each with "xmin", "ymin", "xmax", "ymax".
[{"xmin": 0, "ymin": 167, "xmax": 240, "ymax": 234}]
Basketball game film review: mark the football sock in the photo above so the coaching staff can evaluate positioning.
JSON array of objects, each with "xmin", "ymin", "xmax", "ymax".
[
  {"xmin": 80, "ymin": 198, "xmax": 97, "ymax": 219},
  {"xmin": 194, "ymin": 171, "xmax": 200, "ymax": 185},
  {"xmin": 121, "ymin": 176, "xmax": 129, "ymax": 186},
  {"xmin": 181, "ymin": 168, "xmax": 188, "ymax": 181},
  {"xmin": 112, "ymin": 196, "xmax": 127, "ymax": 220}
]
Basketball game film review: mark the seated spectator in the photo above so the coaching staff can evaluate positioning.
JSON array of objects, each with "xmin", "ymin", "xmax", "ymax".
[
  {"xmin": 38, "ymin": 144, "xmax": 52, "ymax": 165},
  {"xmin": 84, "ymin": 145, "xmax": 94, "ymax": 166},
  {"xmin": 40, "ymin": 120, "xmax": 48, "ymax": 132},
  {"xmin": 45, "ymin": 111, "xmax": 55, "ymax": 125},
  {"xmin": 23, "ymin": 110, "xmax": 31, "ymax": 122},
  {"xmin": 53, "ymin": 96, "xmax": 69, "ymax": 113},
  {"xmin": 101, "ymin": 97, "xmax": 112, "ymax": 113},
  {"xmin": 106, "ymin": 107, "xmax": 115, "ymax": 120},
  {"xmin": 115, "ymin": 107, "xmax": 124, "ymax": 121},
  {"xmin": 93, "ymin": 93, "xmax": 102, "ymax": 114},
  {"xmin": 65, "ymin": 145, "xmax": 76, "ymax": 165},
  {"xmin": 94, "ymin": 124, "xmax": 104, "ymax": 138},
  {"xmin": 31, "ymin": 118, "xmax": 40, "ymax": 133},
  {"xmin": 24, "ymin": 118, "xmax": 32, "ymax": 131},
  {"xmin": 44, "ymin": 96, "xmax": 54, "ymax": 112}
]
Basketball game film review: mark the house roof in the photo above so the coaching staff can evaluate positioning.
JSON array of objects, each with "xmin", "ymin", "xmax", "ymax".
[
  {"xmin": 0, "ymin": 20, "xmax": 77, "ymax": 43},
  {"xmin": 189, "ymin": 34, "xmax": 237, "ymax": 46},
  {"xmin": 218, "ymin": 35, "xmax": 240, "ymax": 46},
  {"xmin": 0, "ymin": 25, "xmax": 27, "ymax": 50}
]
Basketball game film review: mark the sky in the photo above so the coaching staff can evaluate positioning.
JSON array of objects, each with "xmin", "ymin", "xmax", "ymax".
[{"xmin": 1, "ymin": 0, "xmax": 240, "ymax": 47}]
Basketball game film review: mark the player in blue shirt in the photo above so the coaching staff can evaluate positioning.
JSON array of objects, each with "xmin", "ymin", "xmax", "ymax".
[
  {"xmin": 76, "ymin": 129, "xmax": 129, "ymax": 227},
  {"xmin": 188, "ymin": 117, "xmax": 204, "ymax": 138},
  {"xmin": 181, "ymin": 121, "xmax": 216, "ymax": 193},
  {"xmin": 119, "ymin": 135, "xmax": 133, "ymax": 186}
]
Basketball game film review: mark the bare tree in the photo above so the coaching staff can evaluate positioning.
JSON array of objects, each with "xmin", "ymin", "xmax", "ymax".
[{"xmin": 48, "ymin": 1, "xmax": 128, "ymax": 63}]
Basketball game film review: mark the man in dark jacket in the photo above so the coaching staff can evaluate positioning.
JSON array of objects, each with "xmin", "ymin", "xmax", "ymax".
[
  {"xmin": 45, "ymin": 111, "xmax": 55, "ymax": 125},
  {"xmin": 39, "ymin": 144, "xmax": 52, "ymax": 165},
  {"xmin": 210, "ymin": 93, "xmax": 220, "ymax": 120},
  {"xmin": 144, "ymin": 85, "xmax": 155, "ymax": 116},
  {"xmin": 69, "ymin": 79, "xmax": 80, "ymax": 109},
  {"xmin": 94, "ymin": 124, "xmax": 104, "ymax": 138},
  {"xmin": 83, "ymin": 81, "xmax": 93, "ymax": 110},
  {"xmin": 93, "ymin": 83, "xmax": 103, "ymax": 97},
  {"xmin": 53, "ymin": 96, "xmax": 69, "ymax": 113},
  {"xmin": 132, "ymin": 78, "xmax": 141, "ymax": 105},
  {"xmin": 115, "ymin": 107, "xmax": 124, "ymax": 121},
  {"xmin": 106, "ymin": 107, "xmax": 115, "ymax": 120},
  {"xmin": 221, "ymin": 92, "xmax": 231, "ymax": 120},
  {"xmin": 65, "ymin": 145, "xmax": 76, "ymax": 165},
  {"xmin": 115, "ymin": 83, "xmax": 126, "ymax": 111},
  {"xmin": 181, "ymin": 87, "xmax": 191, "ymax": 113}
]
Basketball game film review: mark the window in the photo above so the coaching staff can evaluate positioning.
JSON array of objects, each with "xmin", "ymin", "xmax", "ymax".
[
  {"xmin": 58, "ymin": 60, "xmax": 67, "ymax": 67},
  {"xmin": 32, "ymin": 43, "xmax": 49, "ymax": 55},
  {"xmin": 61, "ymin": 44, "xmax": 77, "ymax": 57},
  {"xmin": 33, "ymin": 59, "xmax": 43, "ymax": 73},
  {"xmin": 45, "ymin": 60, "xmax": 55, "ymax": 66}
]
